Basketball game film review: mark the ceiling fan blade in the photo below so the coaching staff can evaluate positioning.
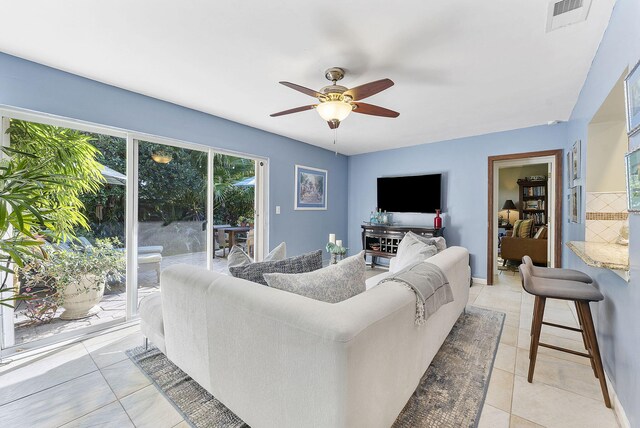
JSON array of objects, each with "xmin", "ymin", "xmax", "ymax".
[
  {"xmin": 270, "ymin": 105, "xmax": 316, "ymax": 117},
  {"xmin": 352, "ymin": 102, "xmax": 399, "ymax": 118},
  {"xmin": 279, "ymin": 81, "xmax": 324, "ymax": 98},
  {"xmin": 344, "ymin": 78, "xmax": 394, "ymax": 101},
  {"xmin": 327, "ymin": 120, "xmax": 340, "ymax": 129}
]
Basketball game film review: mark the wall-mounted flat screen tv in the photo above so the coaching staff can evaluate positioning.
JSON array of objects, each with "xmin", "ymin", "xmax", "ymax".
[{"xmin": 377, "ymin": 174, "xmax": 442, "ymax": 213}]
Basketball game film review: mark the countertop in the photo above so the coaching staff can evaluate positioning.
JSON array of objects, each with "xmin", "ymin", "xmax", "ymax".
[{"xmin": 566, "ymin": 241, "xmax": 629, "ymax": 271}]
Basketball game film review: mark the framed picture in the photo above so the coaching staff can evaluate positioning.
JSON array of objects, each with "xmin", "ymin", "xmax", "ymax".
[
  {"xmin": 294, "ymin": 165, "xmax": 328, "ymax": 210},
  {"xmin": 624, "ymin": 59, "xmax": 640, "ymax": 136},
  {"xmin": 570, "ymin": 185, "xmax": 581, "ymax": 223},
  {"xmin": 625, "ymin": 146, "xmax": 640, "ymax": 212},
  {"xmin": 566, "ymin": 150, "xmax": 572, "ymax": 189},
  {"xmin": 571, "ymin": 140, "xmax": 581, "ymax": 181}
]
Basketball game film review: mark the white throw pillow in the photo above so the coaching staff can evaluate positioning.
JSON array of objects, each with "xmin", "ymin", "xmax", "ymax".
[
  {"xmin": 264, "ymin": 251, "xmax": 366, "ymax": 303},
  {"xmin": 264, "ymin": 241, "xmax": 286, "ymax": 261},
  {"xmin": 405, "ymin": 231, "xmax": 447, "ymax": 252},
  {"xmin": 227, "ymin": 242, "xmax": 286, "ymax": 269},
  {"xmin": 227, "ymin": 245, "xmax": 252, "ymax": 268},
  {"xmin": 392, "ymin": 233, "xmax": 437, "ymax": 273}
]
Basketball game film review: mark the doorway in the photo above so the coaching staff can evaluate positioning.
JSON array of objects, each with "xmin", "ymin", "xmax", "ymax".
[{"xmin": 487, "ymin": 150, "xmax": 563, "ymax": 285}]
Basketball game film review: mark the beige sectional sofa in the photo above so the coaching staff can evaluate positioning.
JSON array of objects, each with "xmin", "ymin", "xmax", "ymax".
[{"xmin": 140, "ymin": 246, "xmax": 470, "ymax": 427}]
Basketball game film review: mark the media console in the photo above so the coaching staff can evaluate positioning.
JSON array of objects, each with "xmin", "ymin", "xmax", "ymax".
[{"xmin": 361, "ymin": 224, "xmax": 445, "ymax": 268}]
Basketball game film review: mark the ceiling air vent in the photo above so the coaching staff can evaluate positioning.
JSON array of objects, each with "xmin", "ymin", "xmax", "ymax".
[{"xmin": 546, "ymin": 0, "xmax": 592, "ymax": 32}]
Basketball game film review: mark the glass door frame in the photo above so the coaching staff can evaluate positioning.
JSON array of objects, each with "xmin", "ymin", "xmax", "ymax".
[{"xmin": 0, "ymin": 106, "xmax": 269, "ymax": 354}]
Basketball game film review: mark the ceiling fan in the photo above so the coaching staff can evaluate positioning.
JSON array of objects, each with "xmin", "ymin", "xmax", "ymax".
[{"xmin": 270, "ymin": 67, "xmax": 399, "ymax": 129}]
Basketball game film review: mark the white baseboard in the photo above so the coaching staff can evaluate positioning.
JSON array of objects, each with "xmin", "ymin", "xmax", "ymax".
[
  {"xmin": 604, "ymin": 370, "xmax": 630, "ymax": 428},
  {"xmin": 471, "ymin": 277, "xmax": 487, "ymax": 285}
]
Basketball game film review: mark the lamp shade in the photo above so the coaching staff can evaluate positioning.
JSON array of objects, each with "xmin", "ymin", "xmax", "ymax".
[
  {"xmin": 316, "ymin": 100, "xmax": 352, "ymax": 122},
  {"xmin": 502, "ymin": 199, "xmax": 517, "ymax": 210}
]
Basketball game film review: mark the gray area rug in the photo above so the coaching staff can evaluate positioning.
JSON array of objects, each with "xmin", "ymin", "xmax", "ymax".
[{"xmin": 127, "ymin": 306, "xmax": 504, "ymax": 428}]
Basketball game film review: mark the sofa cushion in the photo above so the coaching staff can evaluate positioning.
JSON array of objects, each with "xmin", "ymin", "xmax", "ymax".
[
  {"xmin": 512, "ymin": 219, "xmax": 534, "ymax": 238},
  {"xmin": 392, "ymin": 232, "xmax": 438, "ymax": 273},
  {"xmin": 229, "ymin": 249, "xmax": 323, "ymax": 285},
  {"xmin": 228, "ymin": 241, "xmax": 287, "ymax": 269},
  {"xmin": 264, "ymin": 251, "xmax": 366, "ymax": 303}
]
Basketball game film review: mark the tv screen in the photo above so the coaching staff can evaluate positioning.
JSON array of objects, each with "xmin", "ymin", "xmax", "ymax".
[{"xmin": 377, "ymin": 174, "xmax": 442, "ymax": 213}]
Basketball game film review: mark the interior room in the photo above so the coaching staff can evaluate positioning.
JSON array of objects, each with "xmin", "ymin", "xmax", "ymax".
[{"xmin": 0, "ymin": 1, "xmax": 638, "ymax": 427}]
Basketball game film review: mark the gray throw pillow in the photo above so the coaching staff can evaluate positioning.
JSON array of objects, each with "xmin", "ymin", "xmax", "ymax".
[
  {"xmin": 229, "ymin": 250, "xmax": 323, "ymax": 285},
  {"xmin": 264, "ymin": 251, "xmax": 366, "ymax": 303}
]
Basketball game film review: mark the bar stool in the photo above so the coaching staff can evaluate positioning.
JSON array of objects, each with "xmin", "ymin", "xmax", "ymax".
[
  {"xmin": 521, "ymin": 255, "xmax": 593, "ymax": 283},
  {"xmin": 518, "ymin": 261, "xmax": 611, "ymax": 408}
]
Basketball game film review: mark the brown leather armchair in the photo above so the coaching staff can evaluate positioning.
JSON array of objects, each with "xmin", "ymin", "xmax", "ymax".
[{"xmin": 501, "ymin": 236, "xmax": 547, "ymax": 265}]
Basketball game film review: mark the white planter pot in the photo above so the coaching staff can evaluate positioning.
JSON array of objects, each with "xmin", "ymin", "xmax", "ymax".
[{"xmin": 59, "ymin": 274, "xmax": 105, "ymax": 320}]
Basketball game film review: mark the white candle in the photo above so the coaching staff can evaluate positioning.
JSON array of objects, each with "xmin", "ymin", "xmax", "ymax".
[
  {"xmin": 336, "ymin": 240, "xmax": 342, "ymax": 247},
  {"xmin": 329, "ymin": 233, "xmax": 336, "ymax": 244}
]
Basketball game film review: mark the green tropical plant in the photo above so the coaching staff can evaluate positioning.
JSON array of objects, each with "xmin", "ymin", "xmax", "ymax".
[
  {"xmin": 8, "ymin": 119, "xmax": 105, "ymax": 242},
  {"xmin": 0, "ymin": 147, "xmax": 66, "ymax": 307}
]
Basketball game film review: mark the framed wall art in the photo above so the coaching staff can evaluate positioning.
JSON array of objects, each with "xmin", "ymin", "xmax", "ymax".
[
  {"xmin": 294, "ymin": 165, "xmax": 328, "ymax": 210},
  {"xmin": 570, "ymin": 185, "xmax": 581, "ymax": 223},
  {"xmin": 624, "ymin": 59, "xmax": 640, "ymax": 137},
  {"xmin": 625, "ymin": 146, "xmax": 640, "ymax": 212},
  {"xmin": 566, "ymin": 150, "xmax": 572, "ymax": 188},
  {"xmin": 571, "ymin": 140, "xmax": 581, "ymax": 181}
]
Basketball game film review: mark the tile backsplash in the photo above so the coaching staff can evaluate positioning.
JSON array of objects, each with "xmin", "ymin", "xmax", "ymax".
[{"xmin": 585, "ymin": 192, "xmax": 628, "ymax": 243}]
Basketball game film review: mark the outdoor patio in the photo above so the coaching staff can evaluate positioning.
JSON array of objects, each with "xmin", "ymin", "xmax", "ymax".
[{"xmin": 12, "ymin": 252, "xmax": 230, "ymax": 346}]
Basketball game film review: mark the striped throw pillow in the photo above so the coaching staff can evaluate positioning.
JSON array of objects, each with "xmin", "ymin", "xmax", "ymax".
[{"xmin": 512, "ymin": 219, "xmax": 534, "ymax": 238}]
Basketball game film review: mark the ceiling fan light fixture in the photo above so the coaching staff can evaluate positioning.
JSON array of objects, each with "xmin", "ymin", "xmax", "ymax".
[{"xmin": 316, "ymin": 100, "xmax": 353, "ymax": 122}]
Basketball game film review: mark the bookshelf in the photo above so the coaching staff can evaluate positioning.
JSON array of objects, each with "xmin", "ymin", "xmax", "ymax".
[{"xmin": 517, "ymin": 178, "xmax": 547, "ymax": 233}]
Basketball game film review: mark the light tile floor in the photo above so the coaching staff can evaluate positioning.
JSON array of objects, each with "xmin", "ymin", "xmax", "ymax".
[{"xmin": 0, "ymin": 269, "xmax": 621, "ymax": 427}]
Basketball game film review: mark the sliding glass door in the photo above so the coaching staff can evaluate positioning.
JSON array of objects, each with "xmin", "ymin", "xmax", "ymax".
[
  {"xmin": 134, "ymin": 140, "xmax": 209, "ymax": 307},
  {"xmin": 0, "ymin": 109, "xmax": 266, "ymax": 353}
]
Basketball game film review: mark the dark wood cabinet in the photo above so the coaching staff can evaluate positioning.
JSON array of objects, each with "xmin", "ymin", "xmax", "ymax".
[{"xmin": 361, "ymin": 224, "xmax": 444, "ymax": 267}]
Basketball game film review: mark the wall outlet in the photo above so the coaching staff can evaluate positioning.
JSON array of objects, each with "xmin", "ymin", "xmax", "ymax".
[{"xmin": 275, "ymin": 205, "xmax": 280, "ymax": 214}]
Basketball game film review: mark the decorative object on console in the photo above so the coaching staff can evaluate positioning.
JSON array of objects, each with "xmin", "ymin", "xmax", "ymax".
[
  {"xmin": 326, "ymin": 237, "xmax": 347, "ymax": 265},
  {"xmin": 624, "ymin": 59, "xmax": 640, "ymax": 137},
  {"xmin": 228, "ymin": 249, "xmax": 322, "ymax": 285},
  {"xmin": 625, "ymin": 146, "xmax": 640, "ymax": 212},
  {"xmin": 294, "ymin": 165, "xmax": 327, "ymax": 210},
  {"xmin": 264, "ymin": 252, "xmax": 366, "ymax": 303},
  {"xmin": 270, "ymin": 67, "xmax": 399, "ymax": 130},
  {"xmin": 434, "ymin": 209, "xmax": 442, "ymax": 229},
  {"xmin": 501, "ymin": 200, "xmax": 517, "ymax": 225}
]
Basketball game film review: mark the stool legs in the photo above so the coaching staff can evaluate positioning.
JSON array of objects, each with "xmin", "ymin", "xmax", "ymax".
[
  {"xmin": 577, "ymin": 301, "xmax": 611, "ymax": 408},
  {"xmin": 528, "ymin": 296, "xmax": 546, "ymax": 382},
  {"xmin": 575, "ymin": 302, "xmax": 598, "ymax": 378}
]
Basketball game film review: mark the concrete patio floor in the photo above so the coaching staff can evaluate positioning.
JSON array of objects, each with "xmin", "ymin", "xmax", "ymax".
[{"xmin": 12, "ymin": 251, "xmax": 230, "ymax": 346}]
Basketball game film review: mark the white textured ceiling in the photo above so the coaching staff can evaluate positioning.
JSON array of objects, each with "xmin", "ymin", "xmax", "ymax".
[{"xmin": 0, "ymin": 1, "xmax": 616, "ymax": 155}]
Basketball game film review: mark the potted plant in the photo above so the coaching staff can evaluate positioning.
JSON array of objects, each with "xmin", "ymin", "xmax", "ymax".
[{"xmin": 24, "ymin": 238, "xmax": 126, "ymax": 320}]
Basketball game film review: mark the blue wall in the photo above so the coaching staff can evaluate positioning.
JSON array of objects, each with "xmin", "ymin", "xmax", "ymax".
[
  {"xmin": 348, "ymin": 124, "xmax": 567, "ymax": 278},
  {"xmin": 564, "ymin": 0, "xmax": 640, "ymax": 423},
  {"xmin": 0, "ymin": 52, "xmax": 348, "ymax": 258}
]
